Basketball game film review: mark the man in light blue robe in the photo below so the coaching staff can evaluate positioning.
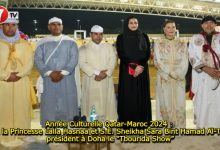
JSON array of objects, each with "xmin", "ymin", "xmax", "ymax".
[{"xmin": 34, "ymin": 17, "xmax": 79, "ymax": 127}]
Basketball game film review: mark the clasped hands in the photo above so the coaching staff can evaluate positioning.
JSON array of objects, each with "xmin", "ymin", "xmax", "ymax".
[
  {"xmin": 94, "ymin": 70, "xmax": 108, "ymax": 81},
  {"xmin": 133, "ymin": 65, "xmax": 144, "ymax": 77},
  {"xmin": 49, "ymin": 71, "xmax": 64, "ymax": 82},
  {"xmin": 6, "ymin": 72, "xmax": 21, "ymax": 82}
]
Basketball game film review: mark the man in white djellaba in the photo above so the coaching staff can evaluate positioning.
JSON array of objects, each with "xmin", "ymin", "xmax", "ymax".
[
  {"xmin": 79, "ymin": 25, "xmax": 118, "ymax": 121},
  {"xmin": 188, "ymin": 16, "xmax": 220, "ymax": 128}
]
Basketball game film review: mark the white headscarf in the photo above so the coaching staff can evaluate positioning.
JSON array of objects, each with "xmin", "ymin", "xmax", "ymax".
[
  {"xmin": 0, "ymin": 18, "xmax": 20, "ymax": 43},
  {"xmin": 0, "ymin": 28, "xmax": 20, "ymax": 43},
  {"xmin": 3, "ymin": 18, "xmax": 19, "ymax": 24}
]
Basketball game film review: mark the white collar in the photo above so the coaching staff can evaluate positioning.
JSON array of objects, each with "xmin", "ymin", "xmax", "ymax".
[
  {"xmin": 50, "ymin": 34, "xmax": 63, "ymax": 42},
  {"xmin": 39, "ymin": 34, "xmax": 63, "ymax": 43},
  {"xmin": 91, "ymin": 41, "xmax": 102, "ymax": 47},
  {"xmin": 37, "ymin": 34, "xmax": 76, "ymax": 47}
]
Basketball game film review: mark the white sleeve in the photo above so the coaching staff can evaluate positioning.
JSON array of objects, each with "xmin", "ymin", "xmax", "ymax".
[{"xmin": 188, "ymin": 35, "xmax": 205, "ymax": 73}]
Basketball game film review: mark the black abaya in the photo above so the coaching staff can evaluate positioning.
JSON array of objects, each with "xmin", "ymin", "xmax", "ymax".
[{"xmin": 116, "ymin": 33, "xmax": 152, "ymax": 122}]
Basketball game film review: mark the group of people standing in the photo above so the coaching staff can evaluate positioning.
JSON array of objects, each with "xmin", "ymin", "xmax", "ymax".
[
  {"xmin": 155, "ymin": 16, "xmax": 220, "ymax": 129},
  {"xmin": 1, "ymin": 14, "xmax": 220, "ymax": 143}
]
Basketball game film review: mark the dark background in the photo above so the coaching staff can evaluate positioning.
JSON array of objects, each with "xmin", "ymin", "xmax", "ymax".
[{"xmin": 10, "ymin": 9, "xmax": 204, "ymax": 36}]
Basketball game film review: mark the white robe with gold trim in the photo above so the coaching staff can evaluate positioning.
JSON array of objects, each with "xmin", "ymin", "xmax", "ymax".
[{"xmin": 154, "ymin": 37, "xmax": 188, "ymax": 128}]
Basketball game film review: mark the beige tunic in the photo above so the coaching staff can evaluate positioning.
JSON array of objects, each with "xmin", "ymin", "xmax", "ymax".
[
  {"xmin": 79, "ymin": 41, "xmax": 117, "ymax": 121},
  {"xmin": 0, "ymin": 39, "xmax": 33, "ymax": 141},
  {"xmin": 154, "ymin": 37, "xmax": 188, "ymax": 128}
]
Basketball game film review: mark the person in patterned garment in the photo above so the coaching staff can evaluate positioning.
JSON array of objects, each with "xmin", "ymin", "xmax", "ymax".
[{"xmin": 188, "ymin": 16, "xmax": 220, "ymax": 128}]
